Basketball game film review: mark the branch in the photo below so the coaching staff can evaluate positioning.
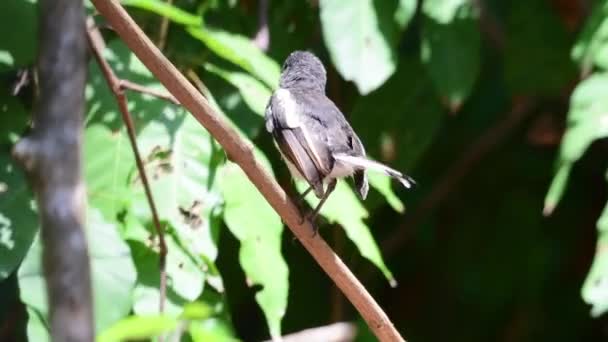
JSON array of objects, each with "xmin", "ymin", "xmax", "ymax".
[
  {"xmin": 262, "ymin": 322, "xmax": 357, "ymax": 342},
  {"xmin": 86, "ymin": 18, "xmax": 168, "ymax": 313},
  {"xmin": 12, "ymin": 0, "xmax": 93, "ymax": 340},
  {"xmin": 90, "ymin": 1, "xmax": 405, "ymax": 341}
]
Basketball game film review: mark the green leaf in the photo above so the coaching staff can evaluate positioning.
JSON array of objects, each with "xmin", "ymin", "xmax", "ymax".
[
  {"xmin": 85, "ymin": 40, "xmax": 224, "ymax": 309},
  {"xmin": 97, "ymin": 315, "xmax": 179, "ymax": 342},
  {"xmin": 299, "ymin": 180, "xmax": 395, "ymax": 285},
  {"xmin": 544, "ymin": 73, "xmax": 608, "ymax": 213},
  {"xmin": 543, "ymin": 164, "xmax": 571, "ymax": 216},
  {"xmin": 422, "ymin": 0, "xmax": 467, "ymax": 23},
  {"xmin": 181, "ymin": 301, "xmax": 213, "ymax": 320},
  {"xmin": 121, "ymin": 0, "xmax": 201, "ymax": 26},
  {"xmin": 187, "ymin": 27, "xmax": 281, "ymax": 89},
  {"xmin": 367, "ymin": 172, "xmax": 405, "ymax": 213},
  {"xmin": 582, "ymin": 201, "xmax": 608, "ymax": 317},
  {"xmin": 18, "ymin": 208, "xmax": 137, "ymax": 339},
  {"xmin": 220, "ymin": 152, "xmax": 288, "ymax": 340},
  {"xmin": 421, "ymin": 1, "xmax": 480, "ymax": 109},
  {"xmin": 129, "ymin": 239, "xmax": 199, "ymax": 316},
  {"xmin": 319, "ymin": 0, "xmax": 397, "ymax": 94},
  {"xmin": 572, "ymin": 1, "xmax": 608, "ymax": 72},
  {"xmin": 0, "ymin": 87, "xmax": 37, "ymax": 280},
  {"xmin": 84, "ymin": 125, "xmax": 134, "ymax": 220},
  {"xmin": 24, "ymin": 307, "xmax": 49, "ymax": 342},
  {"xmin": 189, "ymin": 318, "xmax": 240, "ymax": 342},
  {"xmin": 0, "ymin": 0, "xmax": 37, "ymax": 71},
  {"xmin": 204, "ymin": 63, "xmax": 272, "ymax": 117},
  {"xmin": 395, "ymin": 0, "xmax": 417, "ymax": 30}
]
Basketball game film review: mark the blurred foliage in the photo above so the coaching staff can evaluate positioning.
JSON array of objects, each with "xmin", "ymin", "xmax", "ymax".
[{"xmin": 1, "ymin": 0, "xmax": 608, "ymax": 341}]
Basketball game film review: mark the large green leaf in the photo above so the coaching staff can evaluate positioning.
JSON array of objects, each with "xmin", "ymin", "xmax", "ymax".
[
  {"xmin": 0, "ymin": 84, "xmax": 37, "ymax": 280},
  {"xmin": 0, "ymin": 0, "xmax": 37, "ymax": 71},
  {"xmin": 544, "ymin": 73, "xmax": 608, "ymax": 213},
  {"xmin": 84, "ymin": 125, "xmax": 134, "ymax": 220},
  {"xmin": 18, "ymin": 208, "xmax": 137, "ymax": 340},
  {"xmin": 220, "ymin": 152, "xmax": 288, "ymax": 340},
  {"xmin": 187, "ymin": 27, "xmax": 281, "ymax": 89},
  {"xmin": 85, "ymin": 40, "xmax": 224, "ymax": 312},
  {"xmin": 421, "ymin": 1, "xmax": 480, "ymax": 109},
  {"xmin": 299, "ymin": 180, "xmax": 395, "ymax": 284},
  {"xmin": 572, "ymin": 0, "xmax": 608, "ymax": 72},
  {"xmin": 204, "ymin": 63, "xmax": 272, "ymax": 117},
  {"xmin": 319, "ymin": 0, "xmax": 397, "ymax": 94}
]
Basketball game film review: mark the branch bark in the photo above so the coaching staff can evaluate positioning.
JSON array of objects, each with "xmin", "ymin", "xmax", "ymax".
[
  {"xmin": 12, "ymin": 0, "xmax": 93, "ymax": 340},
  {"xmin": 90, "ymin": 0, "xmax": 405, "ymax": 341}
]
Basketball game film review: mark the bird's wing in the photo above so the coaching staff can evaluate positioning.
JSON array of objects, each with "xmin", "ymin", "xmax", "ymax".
[
  {"xmin": 270, "ymin": 89, "xmax": 333, "ymax": 176},
  {"xmin": 297, "ymin": 91, "xmax": 371, "ymax": 199}
]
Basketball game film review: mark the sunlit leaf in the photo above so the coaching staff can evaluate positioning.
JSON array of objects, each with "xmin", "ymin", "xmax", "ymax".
[
  {"xmin": 582, "ymin": 201, "xmax": 608, "ymax": 317},
  {"xmin": 18, "ymin": 208, "xmax": 137, "ymax": 340},
  {"xmin": 572, "ymin": 1, "xmax": 608, "ymax": 72},
  {"xmin": 85, "ymin": 40, "xmax": 224, "ymax": 311},
  {"xmin": 0, "ymin": 86, "xmax": 37, "ymax": 280},
  {"xmin": 121, "ymin": 0, "xmax": 201, "ymax": 26},
  {"xmin": 187, "ymin": 27, "xmax": 281, "ymax": 89},
  {"xmin": 204, "ymin": 63, "xmax": 272, "ymax": 117},
  {"xmin": 395, "ymin": 0, "xmax": 417, "ymax": 30},
  {"xmin": 367, "ymin": 172, "xmax": 405, "ymax": 213},
  {"xmin": 220, "ymin": 152, "xmax": 288, "ymax": 340},
  {"xmin": 97, "ymin": 314, "xmax": 179, "ymax": 342},
  {"xmin": 319, "ymin": 0, "xmax": 397, "ymax": 94},
  {"xmin": 544, "ymin": 73, "xmax": 608, "ymax": 213},
  {"xmin": 189, "ymin": 317, "xmax": 240, "ymax": 342}
]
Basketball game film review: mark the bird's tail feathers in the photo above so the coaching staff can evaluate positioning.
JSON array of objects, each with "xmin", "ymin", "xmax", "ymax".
[{"xmin": 333, "ymin": 154, "xmax": 415, "ymax": 189}]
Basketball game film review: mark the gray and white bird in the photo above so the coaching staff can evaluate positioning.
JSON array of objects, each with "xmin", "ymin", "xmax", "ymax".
[{"xmin": 265, "ymin": 51, "xmax": 414, "ymax": 226}]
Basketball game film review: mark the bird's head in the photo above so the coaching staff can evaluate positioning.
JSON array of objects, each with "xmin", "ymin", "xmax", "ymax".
[{"xmin": 279, "ymin": 50, "xmax": 327, "ymax": 91}]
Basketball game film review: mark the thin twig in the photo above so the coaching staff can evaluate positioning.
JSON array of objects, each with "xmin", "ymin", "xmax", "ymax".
[
  {"xmin": 86, "ymin": 17, "xmax": 168, "ymax": 313},
  {"xmin": 382, "ymin": 97, "xmax": 534, "ymax": 257},
  {"xmin": 253, "ymin": 0, "xmax": 270, "ymax": 51},
  {"xmin": 12, "ymin": 0, "xmax": 93, "ymax": 340},
  {"xmin": 90, "ymin": 1, "xmax": 405, "ymax": 340},
  {"xmin": 156, "ymin": 0, "xmax": 173, "ymax": 50},
  {"xmin": 120, "ymin": 79, "xmax": 179, "ymax": 104}
]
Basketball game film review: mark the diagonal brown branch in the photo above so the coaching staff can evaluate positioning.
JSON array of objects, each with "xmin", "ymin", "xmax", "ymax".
[
  {"xmin": 86, "ymin": 18, "xmax": 168, "ymax": 313},
  {"xmin": 12, "ymin": 0, "xmax": 93, "ymax": 340},
  {"xmin": 90, "ymin": 0, "xmax": 405, "ymax": 341}
]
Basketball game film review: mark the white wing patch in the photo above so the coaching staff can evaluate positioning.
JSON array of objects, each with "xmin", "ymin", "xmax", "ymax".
[{"xmin": 275, "ymin": 88, "xmax": 300, "ymax": 128}]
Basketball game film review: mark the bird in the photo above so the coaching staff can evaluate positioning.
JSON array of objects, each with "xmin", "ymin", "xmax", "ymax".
[{"xmin": 264, "ymin": 51, "xmax": 415, "ymax": 230}]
